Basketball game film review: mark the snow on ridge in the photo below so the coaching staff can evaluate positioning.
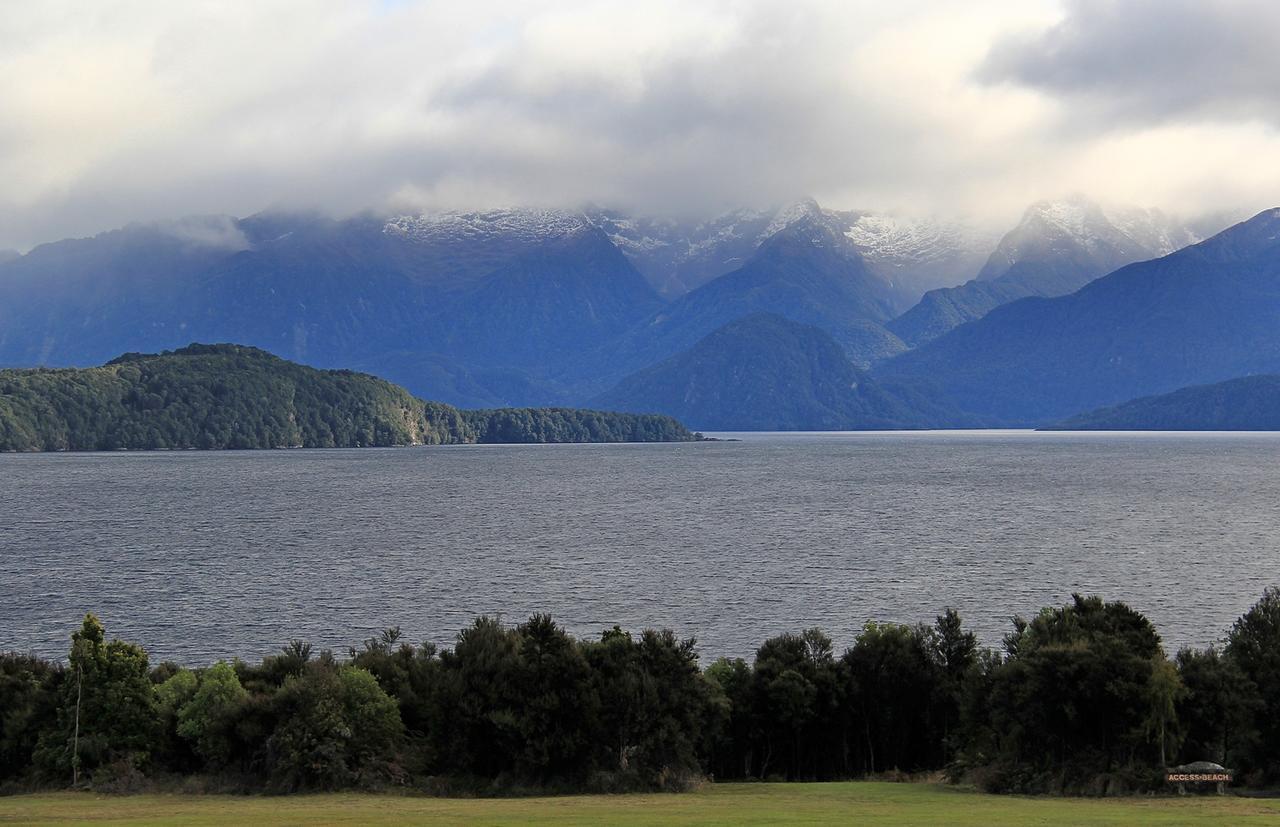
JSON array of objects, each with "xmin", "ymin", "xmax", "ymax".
[
  {"xmin": 576, "ymin": 206, "xmax": 779, "ymax": 294},
  {"xmin": 608, "ymin": 232, "xmax": 669, "ymax": 254},
  {"xmin": 598, "ymin": 206, "xmax": 775, "ymax": 260},
  {"xmin": 759, "ymin": 199, "xmax": 824, "ymax": 240},
  {"xmin": 1016, "ymin": 197, "xmax": 1201, "ymax": 257},
  {"xmin": 680, "ymin": 208, "xmax": 772, "ymax": 257},
  {"xmin": 384, "ymin": 208, "xmax": 590, "ymax": 244},
  {"xmin": 1028, "ymin": 198, "xmax": 1096, "ymax": 239},
  {"xmin": 381, "ymin": 198, "xmax": 1203, "ymax": 295},
  {"xmin": 386, "ymin": 201, "xmax": 985, "ymax": 275},
  {"xmin": 840, "ymin": 212, "xmax": 987, "ymax": 266},
  {"xmin": 1106, "ymin": 206, "xmax": 1199, "ymax": 256}
]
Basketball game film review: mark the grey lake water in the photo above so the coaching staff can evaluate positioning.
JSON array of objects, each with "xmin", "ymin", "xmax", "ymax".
[{"xmin": 2, "ymin": 431, "xmax": 1278, "ymax": 665}]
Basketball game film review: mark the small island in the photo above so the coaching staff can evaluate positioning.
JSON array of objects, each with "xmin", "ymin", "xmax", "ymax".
[{"xmin": 0, "ymin": 344, "xmax": 699, "ymax": 451}]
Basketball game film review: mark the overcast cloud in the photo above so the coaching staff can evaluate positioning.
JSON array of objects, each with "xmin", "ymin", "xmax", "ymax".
[
  {"xmin": 982, "ymin": 0, "xmax": 1280, "ymax": 127},
  {"xmin": 2, "ymin": 0, "xmax": 1279, "ymax": 250}
]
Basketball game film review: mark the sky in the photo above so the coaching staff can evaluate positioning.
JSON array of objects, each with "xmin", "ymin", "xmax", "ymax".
[{"xmin": 3, "ymin": 0, "xmax": 1280, "ymax": 251}]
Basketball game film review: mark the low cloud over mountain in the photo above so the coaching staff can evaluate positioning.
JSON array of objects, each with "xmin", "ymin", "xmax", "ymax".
[{"xmin": 5, "ymin": 2, "xmax": 1280, "ymax": 250}]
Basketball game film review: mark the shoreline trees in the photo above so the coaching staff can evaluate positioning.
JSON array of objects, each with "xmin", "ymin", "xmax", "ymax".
[{"xmin": 2, "ymin": 591, "xmax": 1279, "ymax": 794}]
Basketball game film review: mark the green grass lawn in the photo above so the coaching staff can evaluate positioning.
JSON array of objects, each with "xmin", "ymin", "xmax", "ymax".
[{"xmin": 2, "ymin": 782, "xmax": 1278, "ymax": 826}]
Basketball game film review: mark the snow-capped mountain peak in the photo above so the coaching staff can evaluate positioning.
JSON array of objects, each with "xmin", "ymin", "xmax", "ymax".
[
  {"xmin": 978, "ymin": 195, "xmax": 1207, "ymax": 282},
  {"xmin": 759, "ymin": 198, "xmax": 826, "ymax": 240},
  {"xmin": 1022, "ymin": 195, "xmax": 1107, "ymax": 241}
]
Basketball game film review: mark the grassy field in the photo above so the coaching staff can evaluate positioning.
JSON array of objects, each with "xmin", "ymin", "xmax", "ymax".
[{"xmin": 2, "ymin": 782, "xmax": 1279, "ymax": 826}]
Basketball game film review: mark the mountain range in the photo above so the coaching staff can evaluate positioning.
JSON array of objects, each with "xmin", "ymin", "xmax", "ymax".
[
  {"xmin": 585, "ymin": 201, "xmax": 993, "ymax": 299},
  {"xmin": 0, "ymin": 198, "xmax": 969, "ymax": 406},
  {"xmin": 2, "ymin": 196, "xmax": 1273, "ymax": 430},
  {"xmin": 875, "ymin": 208, "xmax": 1280, "ymax": 424},
  {"xmin": 886, "ymin": 196, "xmax": 1209, "ymax": 347}
]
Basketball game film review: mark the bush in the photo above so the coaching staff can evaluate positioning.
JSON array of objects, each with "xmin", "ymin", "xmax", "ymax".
[
  {"xmin": 176, "ymin": 662, "xmax": 247, "ymax": 768},
  {"xmin": 265, "ymin": 663, "xmax": 403, "ymax": 790},
  {"xmin": 0, "ymin": 653, "xmax": 64, "ymax": 783},
  {"xmin": 1226, "ymin": 587, "xmax": 1280, "ymax": 780},
  {"xmin": 33, "ymin": 614, "xmax": 157, "ymax": 785},
  {"xmin": 961, "ymin": 595, "xmax": 1179, "ymax": 793}
]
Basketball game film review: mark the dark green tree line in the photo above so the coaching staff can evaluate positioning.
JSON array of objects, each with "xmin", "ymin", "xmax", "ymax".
[{"xmin": 3, "ymin": 592, "xmax": 1280, "ymax": 794}]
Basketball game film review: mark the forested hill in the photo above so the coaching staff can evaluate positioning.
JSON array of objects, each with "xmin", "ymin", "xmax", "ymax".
[
  {"xmin": 1045, "ymin": 375, "xmax": 1280, "ymax": 431},
  {"xmin": 592, "ymin": 313, "xmax": 971, "ymax": 430},
  {"xmin": 0, "ymin": 344, "xmax": 697, "ymax": 451}
]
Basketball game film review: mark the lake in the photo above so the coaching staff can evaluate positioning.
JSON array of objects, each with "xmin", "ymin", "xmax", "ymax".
[{"xmin": 2, "ymin": 431, "xmax": 1277, "ymax": 665}]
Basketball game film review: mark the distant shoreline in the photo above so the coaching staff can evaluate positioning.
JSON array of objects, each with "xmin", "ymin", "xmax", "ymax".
[{"xmin": 12, "ymin": 428, "xmax": 1280, "ymax": 454}]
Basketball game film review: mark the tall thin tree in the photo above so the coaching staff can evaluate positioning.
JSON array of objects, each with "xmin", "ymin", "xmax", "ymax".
[{"xmin": 72, "ymin": 662, "xmax": 82, "ymax": 786}]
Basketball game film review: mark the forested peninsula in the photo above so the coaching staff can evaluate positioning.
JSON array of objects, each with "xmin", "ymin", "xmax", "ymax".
[{"xmin": 0, "ymin": 344, "xmax": 698, "ymax": 451}]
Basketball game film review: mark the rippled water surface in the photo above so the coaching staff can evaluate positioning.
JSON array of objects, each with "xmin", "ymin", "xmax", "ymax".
[{"xmin": 3, "ymin": 431, "xmax": 1279, "ymax": 664}]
